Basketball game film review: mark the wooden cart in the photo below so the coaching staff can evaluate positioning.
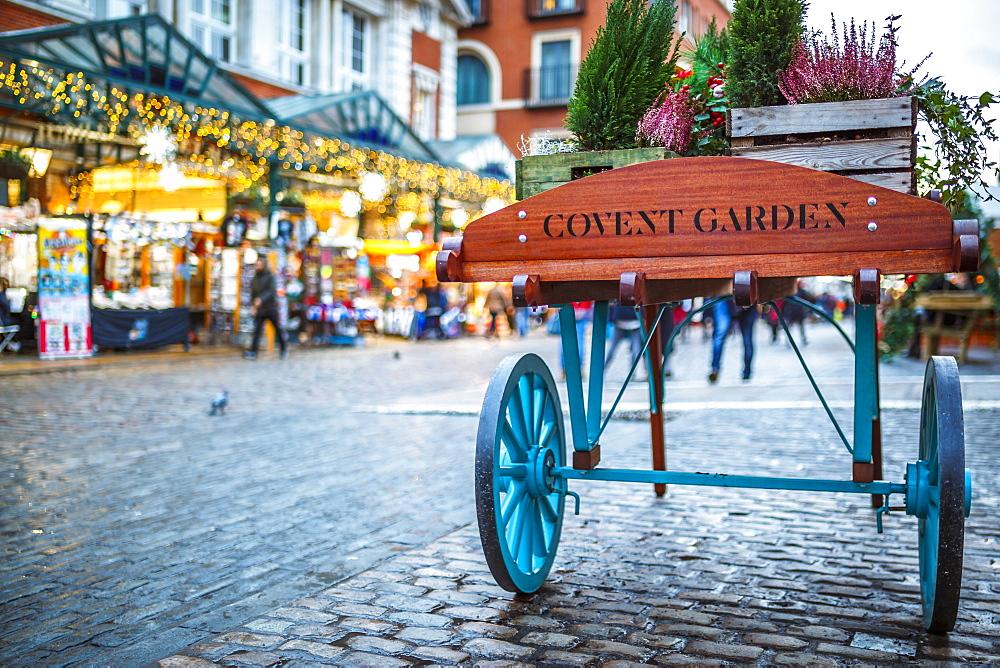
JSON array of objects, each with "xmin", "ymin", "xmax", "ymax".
[{"xmin": 437, "ymin": 157, "xmax": 978, "ymax": 633}]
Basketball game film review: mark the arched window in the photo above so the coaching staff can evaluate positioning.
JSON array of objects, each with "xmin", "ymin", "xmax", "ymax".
[{"xmin": 457, "ymin": 54, "xmax": 490, "ymax": 105}]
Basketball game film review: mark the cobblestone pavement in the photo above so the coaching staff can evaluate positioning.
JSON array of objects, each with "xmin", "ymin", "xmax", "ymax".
[{"xmin": 2, "ymin": 321, "xmax": 998, "ymax": 666}]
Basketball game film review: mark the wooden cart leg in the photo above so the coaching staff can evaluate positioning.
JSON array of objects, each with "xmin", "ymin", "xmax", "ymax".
[
  {"xmin": 643, "ymin": 305, "xmax": 667, "ymax": 497},
  {"xmin": 871, "ymin": 338, "xmax": 884, "ymax": 508}
]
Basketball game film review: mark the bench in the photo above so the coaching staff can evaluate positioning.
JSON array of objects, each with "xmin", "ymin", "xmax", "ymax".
[
  {"xmin": 917, "ymin": 291, "xmax": 994, "ymax": 363},
  {"xmin": 0, "ymin": 325, "xmax": 19, "ymax": 354}
]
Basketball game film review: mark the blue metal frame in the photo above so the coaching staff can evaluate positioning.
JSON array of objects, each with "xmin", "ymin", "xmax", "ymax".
[
  {"xmin": 555, "ymin": 467, "xmax": 905, "ymax": 495},
  {"xmin": 554, "ymin": 292, "xmax": 888, "ymax": 500}
]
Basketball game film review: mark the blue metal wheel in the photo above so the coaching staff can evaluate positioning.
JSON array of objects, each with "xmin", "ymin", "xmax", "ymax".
[
  {"xmin": 907, "ymin": 356, "xmax": 970, "ymax": 633},
  {"xmin": 476, "ymin": 353, "xmax": 567, "ymax": 593}
]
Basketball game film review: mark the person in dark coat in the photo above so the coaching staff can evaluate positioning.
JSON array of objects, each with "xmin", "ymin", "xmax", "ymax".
[
  {"xmin": 245, "ymin": 257, "xmax": 287, "ymax": 359},
  {"xmin": 781, "ymin": 283, "xmax": 815, "ymax": 346},
  {"xmin": 0, "ymin": 277, "xmax": 13, "ymax": 327}
]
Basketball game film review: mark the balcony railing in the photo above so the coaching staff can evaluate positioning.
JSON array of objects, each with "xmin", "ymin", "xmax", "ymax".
[
  {"xmin": 526, "ymin": 0, "xmax": 583, "ymax": 19},
  {"xmin": 524, "ymin": 64, "xmax": 577, "ymax": 108}
]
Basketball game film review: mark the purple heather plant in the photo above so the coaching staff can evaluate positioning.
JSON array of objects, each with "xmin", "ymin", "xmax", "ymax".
[
  {"xmin": 636, "ymin": 90, "xmax": 694, "ymax": 154},
  {"xmin": 779, "ymin": 15, "xmax": 924, "ymax": 104}
]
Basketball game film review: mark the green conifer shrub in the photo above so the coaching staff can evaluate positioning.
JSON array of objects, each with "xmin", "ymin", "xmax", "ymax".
[
  {"xmin": 565, "ymin": 0, "xmax": 681, "ymax": 151},
  {"xmin": 726, "ymin": 0, "xmax": 808, "ymax": 108}
]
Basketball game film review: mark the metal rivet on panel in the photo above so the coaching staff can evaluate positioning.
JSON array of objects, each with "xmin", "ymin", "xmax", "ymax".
[
  {"xmin": 867, "ymin": 196, "xmax": 877, "ymax": 206},
  {"xmin": 518, "ymin": 210, "xmax": 527, "ymax": 219},
  {"xmin": 868, "ymin": 222, "xmax": 878, "ymax": 232},
  {"xmin": 518, "ymin": 234, "xmax": 527, "ymax": 243}
]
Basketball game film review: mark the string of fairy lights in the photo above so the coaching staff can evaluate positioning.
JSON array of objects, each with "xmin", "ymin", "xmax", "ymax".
[{"xmin": 1, "ymin": 59, "xmax": 514, "ymax": 209}]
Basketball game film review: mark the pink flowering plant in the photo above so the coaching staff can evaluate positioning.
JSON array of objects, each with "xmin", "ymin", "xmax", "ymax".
[
  {"xmin": 637, "ymin": 20, "xmax": 731, "ymax": 156},
  {"xmin": 778, "ymin": 15, "xmax": 923, "ymax": 104},
  {"xmin": 636, "ymin": 88, "xmax": 695, "ymax": 154}
]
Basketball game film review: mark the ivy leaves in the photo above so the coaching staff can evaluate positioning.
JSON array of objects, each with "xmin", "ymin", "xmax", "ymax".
[{"xmin": 913, "ymin": 77, "xmax": 999, "ymax": 207}]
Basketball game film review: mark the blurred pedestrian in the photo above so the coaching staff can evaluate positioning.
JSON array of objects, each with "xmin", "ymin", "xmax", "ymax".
[
  {"xmin": 708, "ymin": 298, "xmax": 757, "ymax": 383},
  {"xmin": 764, "ymin": 300, "xmax": 782, "ymax": 344},
  {"xmin": 0, "ymin": 276, "xmax": 20, "ymax": 353},
  {"xmin": 514, "ymin": 307, "xmax": 530, "ymax": 337},
  {"xmin": 0, "ymin": 276, "xmax": 13, "ymax": 327},
  {"xmin": 560, "ymin": 301, "xmax": 592, "ymax": 379},
  {"xmin": 245, "ymin": 257, "xmax": 287, "ymax": 359},
  {"xmin": 418, "ymin": 281, "xmax": 447, "ymax": 339},
  {"xmin": 782, "ymin": 282, "xmax": 815, "ymax": 346},
  {"xmin": 484, "ymin": 283, "xmax": 511, "ymax": 338},
  {"xmin": 605, "ymin": 302, "xmax": 642, "ymax": 369}
]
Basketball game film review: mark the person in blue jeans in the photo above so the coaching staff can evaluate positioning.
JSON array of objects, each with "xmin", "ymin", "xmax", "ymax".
[{"xmin": 709, "ymin": 298, "xmax": 758, "ymax": 383}]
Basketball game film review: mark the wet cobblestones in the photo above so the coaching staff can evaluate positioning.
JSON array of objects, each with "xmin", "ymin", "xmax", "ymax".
[
  {"xmin": 159, "ymin": 404, "xmax": 1000, "ymax": 666},
  {"xmin": 2, "ymin": 327, "xmax": 998, "ymax": 665}
]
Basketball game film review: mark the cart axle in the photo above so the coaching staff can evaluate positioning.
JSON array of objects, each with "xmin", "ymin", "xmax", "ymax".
[{"xmin": 554, "ymin": 467, "xmax": 907, "ymax": 496}]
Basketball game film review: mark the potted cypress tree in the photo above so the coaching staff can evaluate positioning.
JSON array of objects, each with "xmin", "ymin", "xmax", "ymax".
[{"xmin": 515, "ymin": 0, "xmax": 683, "ymax": 200}]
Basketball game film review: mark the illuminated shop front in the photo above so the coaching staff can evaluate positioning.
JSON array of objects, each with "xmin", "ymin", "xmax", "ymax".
[{"xmin": 0, "ymin": 14, "xmax": 514, "ymax": 353}]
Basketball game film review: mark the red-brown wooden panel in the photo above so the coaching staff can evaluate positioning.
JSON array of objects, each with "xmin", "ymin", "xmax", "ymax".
[
  {"xmin": 460, "ymin": 248, "xmax": 952, "ymax": 283},
  {"xmin": 459, "ymin": 157, "xmax": 952, "ymax": 263}
]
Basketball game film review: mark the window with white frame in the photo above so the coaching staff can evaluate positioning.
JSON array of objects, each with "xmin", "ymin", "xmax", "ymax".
[
  {"xmin": 529, "ymin": 29, "xmax": 579, "ymax": 106},
  {"xmin": 41, "ymin": 0, "xmax": 94, "ymax": 19},
  {"xmin": 412, "ymin": 66, "xmax": 438, "ymax": 140},
  {"xmin": 278, "ymin": 0, "xmax": 309, "ymax": 86},
  {"xmin": 189, "ymin": 0, "xmax": 235, "ymax": 63},
  {"xmin": 339, "ymin": 6, "xmax": 370, "ymax": 91},
  {"xmin": 677, "ymin": 0, "xmax": 693, "ymax": 36},
  {"xmin": 104, "ymin": 0, "xmax": 146, "ymax": 17},
  {"xmin": 529, "ymin": 0, "xmax": 579, "ymax": 18}
]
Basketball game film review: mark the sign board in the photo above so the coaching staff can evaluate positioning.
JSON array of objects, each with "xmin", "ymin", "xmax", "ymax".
[
  {"xmin": 450, "ymin": 156, "xmax": 957, "ymax": 282},
  {"xmin": 37, "ymin": 217, "xmax": 92, "ymax": 359}
]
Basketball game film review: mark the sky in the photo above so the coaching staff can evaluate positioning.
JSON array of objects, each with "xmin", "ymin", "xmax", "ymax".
[{"xmin": 801, "ymin": 0, "xmax": 1000, "ymax": 189}]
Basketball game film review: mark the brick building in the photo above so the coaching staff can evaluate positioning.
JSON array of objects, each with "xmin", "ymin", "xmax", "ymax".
[{"xmin": 455, "ymin": 0, "xmax": 733, "ymax": 155}]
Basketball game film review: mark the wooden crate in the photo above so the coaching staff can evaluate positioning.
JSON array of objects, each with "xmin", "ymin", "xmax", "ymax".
[
  {"xmin": 515, "ymin": 147, "xmax": 678, "ymax": 200},
  {"xmin": 727, "ymin": 97, "xmax": 917, "ymax": 194}
]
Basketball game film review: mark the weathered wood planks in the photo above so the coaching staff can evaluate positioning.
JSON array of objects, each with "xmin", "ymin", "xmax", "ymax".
[
  {"xmin": 728, "ymin": 97, "xmax": 916, "ymax": 138},
  {"xmin": 515, "ymin": 147, "xmax": 677, "ymax": 199},
  {"xmin": 727, "ymin": 96, "xmax": 917, "ymax": 194}
]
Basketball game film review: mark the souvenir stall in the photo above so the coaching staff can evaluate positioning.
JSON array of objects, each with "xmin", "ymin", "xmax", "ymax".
[
  {"xmin": 364, "ymin": 238, "xmax": 435, "ymax": 338},
  {"xmin": 89, "ymin": 216, "xmax": 192, "ymax": 350},
  {"xmin": 298, "ymin": 235, "xmax": 366, "ymax": 346},
  {"xmin": 207, "ymin": 244, "xmax": 283, "ymax": 349},
  {"xmin": 0, "ymin": 200, "xmax": 40, "ymax": 352}
]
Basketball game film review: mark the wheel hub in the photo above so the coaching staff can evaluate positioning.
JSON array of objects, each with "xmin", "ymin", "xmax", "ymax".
[
  {"xmin": 905, "ymin": 460, "xmax": 931, "ymax": 519},
  {"xmin": 525, "ymin": 444, "xmax": 557, "ymax": 498}
]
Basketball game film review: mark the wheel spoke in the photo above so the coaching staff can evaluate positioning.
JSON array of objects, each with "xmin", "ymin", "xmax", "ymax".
[
  {"xmin": 520, "ymin": 375, "xmax": 536, "ymax": 444},
  {"xmin": 500, "ymin": 481, "xmax": 527, "ymax": 528},
  {"xmin": 539, "ymin": 491, "xmax": 559, "ymax": 524},
  {"xmin": 507, "ymin": 385, "xmax": 533, "ymax": 452},
  {"xmin": 532, "ymin": 381, "xmax": 547, "ymax": 444},
  {"xmin": 532, "ymin": 501, "xmax": 548, "ymax": 558},
  {"xmin": 517, "ymin": 498, "xmax": 537, "ymax": 569},
  {"xmin": 538, "ymin": 420, "xmax": 556, "ymax": 451},
  {"xmin": 501, "ymin": 419, "xmax": 528, "ymax": 461},
  {"xmin": 507, "ymin": 498, "xmax": 528, "ymax": 558}
]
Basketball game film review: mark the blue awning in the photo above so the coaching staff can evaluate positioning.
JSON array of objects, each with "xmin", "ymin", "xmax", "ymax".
[{"xmin": 265, "ymin": 91, "xmax": 441, "ymax": 164}]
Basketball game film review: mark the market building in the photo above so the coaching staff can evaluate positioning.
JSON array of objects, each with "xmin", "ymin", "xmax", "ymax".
[
  {"xmin": 455, "ymin": 0, "xmax": 733, "ymax": 155},
  {"xmin": 0, "ymin": 0, "xmax": 517, "ymax": 357}
]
